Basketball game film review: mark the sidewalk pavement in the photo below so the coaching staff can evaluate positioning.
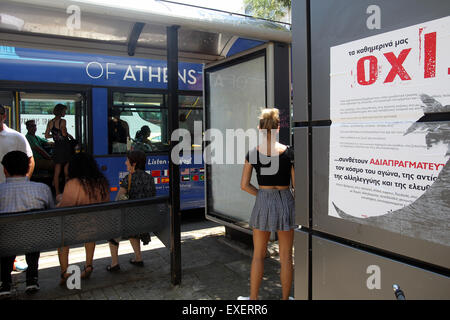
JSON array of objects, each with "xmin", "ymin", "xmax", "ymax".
[{"xmin": 9, "ymin": 218, "xmax": 292, "ymax": 300}]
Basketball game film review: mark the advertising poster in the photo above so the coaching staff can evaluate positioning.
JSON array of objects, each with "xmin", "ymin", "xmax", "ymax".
[{"xmin": 329, "ymin": 17, "xmax": 450, "ymax": 246}]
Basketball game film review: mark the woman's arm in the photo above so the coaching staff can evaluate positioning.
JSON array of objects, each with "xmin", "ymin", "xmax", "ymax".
[
  {"xmin": 60, "ymin": 119, "xmax": 68, "ymax": 137},
  {"xmin": 114, "ymin": 187, "xmax": 127, "ymax": 201},
  {"xmin": 44, "ymin": 120, "xmax": 52, "ymax": 139},
  {"xmin": 240, "ymin": 160, "xmax": 258, "ymax": 196},
  {"xmin": 26, "ymin": 156, "xmax": 35, "ymax": 179},
  {"xmin": 291, "ymin": 165, "xmax": 295, "ymax": 197}
]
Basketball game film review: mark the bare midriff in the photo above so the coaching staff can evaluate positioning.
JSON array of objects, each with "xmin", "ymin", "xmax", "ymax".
[{"xmin": 259, "ymin": 185, "xmax": 290, "ymax": 190}]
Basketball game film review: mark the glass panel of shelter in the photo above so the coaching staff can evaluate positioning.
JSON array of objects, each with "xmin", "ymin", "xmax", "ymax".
[{"xmin": 179, "ymin": 95, "xmax": 203, "ymax": 150}]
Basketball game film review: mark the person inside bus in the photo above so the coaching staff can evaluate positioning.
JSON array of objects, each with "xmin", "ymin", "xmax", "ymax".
[
  {"xmin": 109, "ymin": 108, "xmax": 130, "ymax": 153},
  {"xmin": 106, "ymin": 150, "xmax": 156, "ymax": 272},
  {"xmin": 132, "ymin": 125, "xmax": 153, "ymax": 152},
  {"xmin": 57, "ymin": 152, "xmax": 110, "ymax": 285},
  {"xmin": 45, "ymin": 104, "xmax": 74, "ymax": 198},
  {"xmin": 25, "ymin": 120, "xmax": 54, "ymax": 174},
  {"xmin": 240, "ymin": 108, "xmax": 295, "ymax": 300}
]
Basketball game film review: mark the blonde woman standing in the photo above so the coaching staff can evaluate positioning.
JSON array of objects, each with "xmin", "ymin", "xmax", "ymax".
[{"xmin": 240, "ymin": 108, "xmax": 295, "ymax": 300}]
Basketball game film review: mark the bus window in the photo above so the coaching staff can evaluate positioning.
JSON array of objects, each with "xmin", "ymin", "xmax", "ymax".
[
  {"xmin": 19, "ymin": 93, "xmax": 77, "ymax": 139},
  {"xmin": 110, "ymin": 92, "xmax": 168, "ymax": 153},
  {"xmin": 179, "ymin": 95, "xmax": 203, "ymax": 150}
]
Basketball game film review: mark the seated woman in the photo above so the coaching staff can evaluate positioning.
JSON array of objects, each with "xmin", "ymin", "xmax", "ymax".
[
  {"xmin": 57, "ymin": 152, "xmax": 110, "ymax": 285},
  {"xmin": 107, "ymin": 150, "xmax": 156, "ymax": 271},
  {"xmin": 132, "ymin": 125, "xmax": 153, "ymax": 152}
]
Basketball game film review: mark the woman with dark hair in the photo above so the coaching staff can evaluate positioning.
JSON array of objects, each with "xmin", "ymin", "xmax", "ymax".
[
  {"xmin": 44, "ymin": 104, "xmax": 74, "ymax": 197},
  {"xmin": 57, "ymin": 152, "xmax": 110, "ymax": 284},
  {"xmin": 132, "ymin": 125, "xmax": 153, "ymax": 152},
  {"xmin": 106, "ymin": 150, "xmax": 156, "ymax": 272}
]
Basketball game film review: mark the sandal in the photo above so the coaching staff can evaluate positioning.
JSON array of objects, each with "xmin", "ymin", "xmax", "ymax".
[
  {"xmin": 106, "ymin": 264, "xmax": 120, "ymax": 272},
  {"xmin": 129, "ymin": 259, "xmax": 144, "ymax": 267},
  {"xmin": 81, "ymin": 265, "xmax": 94, "ymax": 279},
  {"xmin": 59, "ymin": 271, "xmax": 70, "ymax": 287}
]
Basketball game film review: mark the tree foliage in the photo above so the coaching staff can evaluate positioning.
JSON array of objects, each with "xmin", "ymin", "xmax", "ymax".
[{"xmin": 244, "ymin": 0, "xmax": 291, "ymax": 21}]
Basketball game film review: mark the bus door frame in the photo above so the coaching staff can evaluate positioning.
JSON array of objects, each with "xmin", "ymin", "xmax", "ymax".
[{"xmin": 0, "ymin": 85, "xmax": 90, "ymax": 149}]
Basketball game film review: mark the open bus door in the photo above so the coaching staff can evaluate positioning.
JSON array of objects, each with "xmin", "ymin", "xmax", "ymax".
[
  {"xmin": 14, "ymin": 90, "xmax": 89, "ymax": 186},
  {"xmin": 203, "ymin": 42, "xmax": 291, "ymax": 234}
]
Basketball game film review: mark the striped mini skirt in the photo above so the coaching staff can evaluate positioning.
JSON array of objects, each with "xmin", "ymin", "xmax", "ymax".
[{"xmin": 249, "ymin": 189, "xmax": 296, "ymax": 232}]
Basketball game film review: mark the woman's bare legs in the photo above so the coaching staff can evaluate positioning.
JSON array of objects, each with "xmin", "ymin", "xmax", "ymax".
[
  {"xmin": 54, "ymin": 163, "xmax": 62, "ymax": 196},
  {"xmin": 129, "ymin": 238, "xmax": 142, "ymax": 262},
  {"xmin": 63, "ymin": 162, "xmax": 69, "ymax": 182},
  {"xmin": 277, "ymin": 229, "xmax": 294, "ymax": 300},
  {"xmin": 84, "ymin": 242, "xmax": 96, "ymax": 267},
  {"xmin": 58, "ymin": 246, "xmax": 70, "ymax": 273},
  {"xmin": 57, "ymin": 246, "xmax": 70, "ymax": 285},
  {"xmin": 81, "ymin": 242, "xmax": 96, "ymax": 278},
  {"xmin": 108, "ymin": 242, "xmax": 120, "ymax": 267},
  {"xmin": 250, "ymin": 229, "xmax": 271, "ymax": 300}
]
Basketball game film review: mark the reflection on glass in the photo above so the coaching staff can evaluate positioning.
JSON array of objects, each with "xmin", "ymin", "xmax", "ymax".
[
  {"xmin": 207, "ymin": 56, "xmax": 266, "ymax": 223},
  {"xmin": 179, "ymin": 95, "xmax": 203, "ymax": 149}
]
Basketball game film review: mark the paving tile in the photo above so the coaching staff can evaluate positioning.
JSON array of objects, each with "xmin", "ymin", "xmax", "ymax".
[
  {"xmin": 101, "ymin": 286, "xmax": 121, "ymax": 300},
  {"xmin": 11, "ymin": 219, "xmax": 287, "ymax": 301}
]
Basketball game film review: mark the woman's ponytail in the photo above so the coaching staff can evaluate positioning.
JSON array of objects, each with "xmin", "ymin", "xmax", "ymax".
[{"xmin": 259, "ymin": 108, "xmax": 280, "ymax": 131}]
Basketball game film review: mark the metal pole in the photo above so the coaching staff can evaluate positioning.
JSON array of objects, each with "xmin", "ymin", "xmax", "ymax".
[{"xmin": 167, "ymin": 25, "xmax": 181, "ymax": 286}]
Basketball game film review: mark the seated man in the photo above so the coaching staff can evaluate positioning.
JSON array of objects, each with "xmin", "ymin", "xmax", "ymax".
[
  {"xmin": 25, "ymin": 120, "xmax": 53, "ymax": 173},
  {"xmin": 0, "ymin": 151, "xmax": 54, "ymax": 298}
]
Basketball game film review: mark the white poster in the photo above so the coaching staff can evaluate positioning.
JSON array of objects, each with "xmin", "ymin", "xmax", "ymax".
[
  {"xmin": 329, "ymin": 17, "xmax": 450, "ymax": 246},
  {"xmin": 331, "ymin": 16, "xmax": 450, "ymax": 123}
]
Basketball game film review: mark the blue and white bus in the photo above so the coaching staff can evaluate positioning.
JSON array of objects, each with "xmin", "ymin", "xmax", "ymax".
[
  {"xmin": 0, "ymin": 0, "xmax": 289, "ymax": 213},
  {"xmin": 0, "ymin": 45, "xmax": 208, "ymax": 209},
  {"xmin": 0, "ymin": 37, "xmax": 266, "ymax": 210}
]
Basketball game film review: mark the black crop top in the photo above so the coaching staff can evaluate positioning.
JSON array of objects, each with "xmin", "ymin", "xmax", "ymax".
[{"xmin": 245, "ymin": 146, "xmax": 294, "ymax": 186}]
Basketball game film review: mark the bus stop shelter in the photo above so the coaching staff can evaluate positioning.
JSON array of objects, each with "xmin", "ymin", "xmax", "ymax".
[{"xmin": 0, "ymin": 0, "xmax": 291, "ymax": 286}]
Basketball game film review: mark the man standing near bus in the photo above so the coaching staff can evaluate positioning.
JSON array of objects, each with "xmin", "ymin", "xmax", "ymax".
[{"xmin": 0, "ymin": 104, "xmax": 35, "ymax": 183}]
